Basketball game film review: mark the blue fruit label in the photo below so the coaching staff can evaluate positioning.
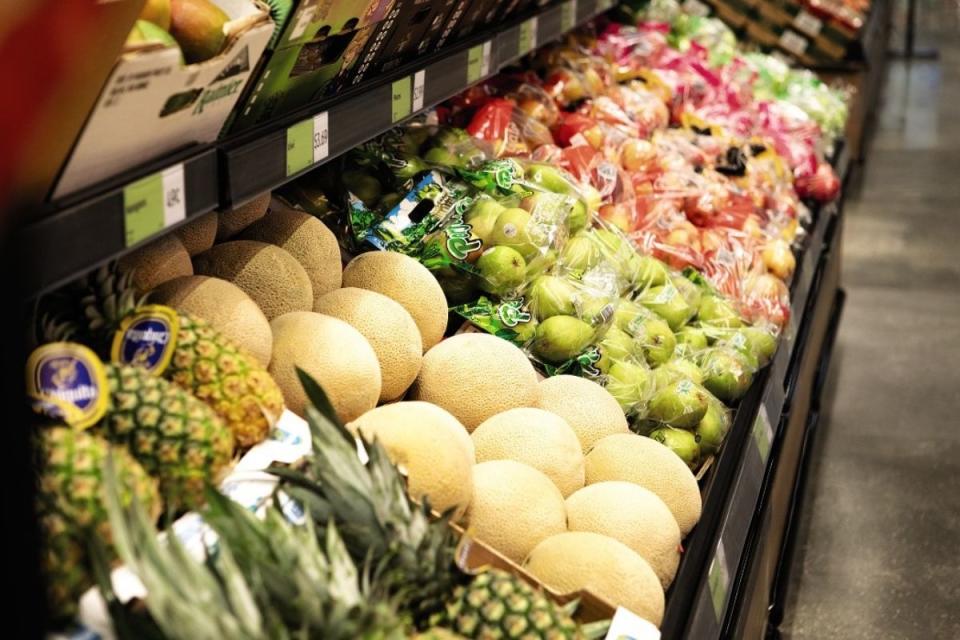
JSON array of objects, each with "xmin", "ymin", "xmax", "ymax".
[
  {"xmin": 27, "ymin": 343, "xmax": 108, "ymax": 429},
  {"xmin": 111, "ymin": 305, "xmax": 180, "ymax": 375}
]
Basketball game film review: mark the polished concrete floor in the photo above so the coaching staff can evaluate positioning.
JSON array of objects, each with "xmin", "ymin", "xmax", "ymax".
[{"xmin": 779, "ymin": 4, "xmax": 960, "ymax": 639}]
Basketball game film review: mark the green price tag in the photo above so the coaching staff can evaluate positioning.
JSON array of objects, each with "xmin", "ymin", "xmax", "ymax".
[
  {"xmin": 753, "ymin": 406, "xmax": 773, "ymax": 464},
  {"xmin": 708, "ymin": 541, "xmax": 729, "ymax": 620},
  {"xmin": 392, "ymin": 76, "xmax": 412, "ymax": 123},
  {"xmin": 123, "ymin": 172, "xmax": 164, "ymax": 247},
  {"xmin": 518, "ymin": 17, "xmax": 537, "ymax": 56},
  {"xmin": 562, "ymin": 0, "xmax": 577, "ymax": 31},
  {"xmin": 286, "ymin": 118, "xmax": 313, "ymax": 177},
  {"xmin": 467, "ymin": 45, "xmax": 484, "ymax": 84},
  {"xmin": 597, "ymin": 0, "xmax": 614, "ymax": 10}
]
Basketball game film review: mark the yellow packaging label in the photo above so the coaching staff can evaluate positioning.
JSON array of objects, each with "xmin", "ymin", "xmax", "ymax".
[
  {"xmin": 111, "ymin": 304, "xmax": 180, "ymax": 375},
  {"xmin": 27, "ymin": 343, "xmax": 109, "ymax": 430}
]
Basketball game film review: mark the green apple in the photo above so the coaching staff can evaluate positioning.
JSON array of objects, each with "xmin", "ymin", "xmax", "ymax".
[
  {"xmin": 697, "ymin": 294, "xmax": 743, "ymax": 328},
  {"xmin": 647, "ymin": 377, "xmax": 710, "ymax": 429},
  {"xmin": 637, "ymin": 284, "xmax": 696, "ymax": 331},
  {"xmin": 648, "ymin": 427, "xmax": 701, "ymax": 469},
  {"xmin": 696, "ymin": 397, "xmax": 731, "ymax": 455},
  {"xmin": 531, "ymin": 315, "xmax": 594, "ymax": 363},
  {"xmin": 700, "ymin": 347, "xmax": 755, "ymax": 402},
  {"xmin": 476, "ymin": 246, "xmax": 526, "ymax": 297},
  {"xmin": 630, "ymin": 315, "xmax": 677, "ymax": 367},
  {"xmin": 490, "ymin": 208, "xmax": 538, "ymax": 260},
  {"xmin": 527, "ymin": 275, "xmax": 578, "ymax": 320}
]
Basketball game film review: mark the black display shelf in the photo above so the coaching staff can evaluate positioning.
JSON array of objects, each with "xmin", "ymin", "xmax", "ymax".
[
  {"xmin": 16, "ymin": 0, "xmax": 611, "ymax": 299},
  {"xmin": 660, "ymin": 188, "xmax": 844, "ymax": 639}
]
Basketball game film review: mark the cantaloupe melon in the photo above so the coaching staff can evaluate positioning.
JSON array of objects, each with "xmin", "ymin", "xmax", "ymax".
[
  {"xmin": 240, "ymin": 208, "xmax": 342, "ymax": 307},
  {"xmin": 342, "ymin": 251, "xmax": 448, "ymax": 350},
  {"xmin": 118, "ymin": 234, "xmax": 192, "ymax": 293},
  {"xmin": 217, "ymin": 192, "xmax": 270, "ymax": 240},
  {"xmin": 409, "ymin": 333, "xmax": 538, "ymax": 431},
  {"xmin": 268, "ymin": 311, "xmax": 381, "ymax": 421},
  {"xmin": 524, "ymin": 532, "xmax": 665, "ymax": 627},
  {"xmin": 348, "ymin": 401, "xmax": 473, "ymax": 515},
  {"xmin": 173, "ymin": 211, "xmax": 217, "ymax": 256},
  {"xmin": 472, "ymin": 408, "xmax": 584, "ymax": 497},
  {"xmin": 150, "ymin": 275, "xmax": 273, "ymax": 367},
  {"xmin": 193, "ymin": 240, "xmax": 313, "ymax": 320},
  {"xmin": 565, "ymin": 481, "xmax": 681, "ymax": 588},
  {"xmin": 314, "ymin": 288, "xmax": 422, "ymax": 402},
  {"xmin": 465, "ymin": 460, "xmax": 567, "ymax": 564},
  {"xmin": 536, "ymin": 375, "xmax": 628, "ymax": 453},
  {"xmin": 584, "ymin": 433, "xmax": 702, "ymax": 535}
]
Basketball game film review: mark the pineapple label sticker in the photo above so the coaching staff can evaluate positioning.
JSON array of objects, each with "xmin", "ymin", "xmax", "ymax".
[
  {"xmin": 111, "ymin": 305, "xmax": 180, "ymax": 376},
  {"xmin": 27, "ymin": 343, "xmax": 109, "ymax": 430}
]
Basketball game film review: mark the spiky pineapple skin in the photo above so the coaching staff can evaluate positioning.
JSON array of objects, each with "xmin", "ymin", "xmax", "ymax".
[
  {"xmin": 168, "ymin": 312, "xmax": 284, "ymax": 449},
  {"xmin": 37, "ymin": 427, "xmax": 161, "ymax": 622},
  {"xmin": 98, "ymin": 363, "xmax": 234, "ymax": 510},
  {"xmin": 439, "ymin": 569, "xmax": 581, "ymax": 640}
]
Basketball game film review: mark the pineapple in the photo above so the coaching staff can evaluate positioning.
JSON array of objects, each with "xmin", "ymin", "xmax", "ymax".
[
  {"xmin": 37, "ymin": 427, "xmax": 161, "ymax": 623},
  {"xmin": 94, "ymin": 459, "xmax": 408, "ymax": 640},
  {"xmin": 41, "ymin": 264, "xmax": 284, "ymax": 448},
  {"xmin": 99, "ymin": 363, "xmax": 234, "ymax": 511},
  {"xmin": 274, "ymin": 370, "xmax": 609, "ymax": 639}
]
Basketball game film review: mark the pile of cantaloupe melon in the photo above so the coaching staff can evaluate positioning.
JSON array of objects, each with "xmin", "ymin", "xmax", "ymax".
[{"xmin": 119, "ymin": 191, "xmax": 703, "ymax": 628}]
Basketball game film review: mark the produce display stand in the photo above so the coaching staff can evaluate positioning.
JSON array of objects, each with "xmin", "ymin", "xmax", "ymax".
[{"xmin": 16, "ymin": 2, "xmax": 852, "ymax": 638}]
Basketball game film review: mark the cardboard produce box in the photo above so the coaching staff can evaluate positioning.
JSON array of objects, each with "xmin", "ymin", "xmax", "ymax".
[
  {"xmin": 53, "ymin": 0, "xmax": 274, "ymax": 199},
  {"xmin": 229, "ymin": 0, "xmax": 397, "ymax": 133}
]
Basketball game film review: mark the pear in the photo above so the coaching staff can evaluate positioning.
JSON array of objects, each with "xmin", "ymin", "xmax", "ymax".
[
  {"xmin": 612, "ymin": 299, "xmax": 651, "ymax": 333},
  {"xmin": 675, "ymin": 326, "xmax": 709, "ymax": 351},
  {"xmin": 561, "ymin": 232, "xmax": 601, "ymax": 273},
  {"xmin": 525, "ymin": 164, "xmax": 575, "ymax": 194},
  {"xmin": 672, "ymin": 275, "xmax": 703, "ymax": 311},
  {"xmin": 169, "ymin": 0, "xmax": 228, "ymax": 64},
  {"xmin": 466, "ymin": 198, "xmax": 507, "ymax": 246},
  {"xmin": 700, "ymin": 347, "xmax": 755, "ymax": 402},
  {"xmin": 697, "ymin": 294, "xmax": 743, "ymax": 328},
  {"xmin": 595, "ymin": 326, "xmax": 639, "ymax": 373},
  {"xmin": 513, "ymin": 316, "xmax": 539, "ymax": 344},
  {"xmin": 696, "ymin": 397, "xmax": 731, "ymax": 455},
  {"xmin": 661, "ymin": 357, "xmax": 704, "ymax": 385},
  {"xmin": 649, "ymin": 427, "xmax": 701, "ymax": 470},
  {"xmin": 568, "ymin": 199, "xmax": 589, "ymax": 232},
  {"xmin": 605, "ymin": 360, "xmax": 653, "ymax": 413},
  {"xmin": 437, "ymin": 273, "xmax": 479, "ymax": 306},
  {"xmin": 632, "ymin": 255, "xmax": 670, "ymax": 290},
  {"xmin": 647, "ymin": 377, "xmax": 710, "ymax": 428},
  {"xmin": 342, "ymin": 170, "xmax": 382, "ymax": 207},
  {"xmin": 527, "ymin": 275, "xmax": 578, "ymax": 320},
  {"xmin": 490, "ymin": 208, "xmax": 538, "ymax": 260},
  {"xmin": 531, "ymin": 315, "xmax": 594, "ymax": 363},
  {"xmin": 524, "ymin": 248, "xmax": 558, "ymax": 279},
  {"xmin": 638, "ymin": 284, "xmax": 696, "ymax": 331},
  {"xmin": 424, "ymin": 146, "xmax": 461, "ymax": 168},
  {"xmin": 476, "ymin": 246, "xmax": 526, "ymax": 297},
  {"xmin": 731, "ymin": 326, "xmax": 778, "ymax": 367},
  {"xmin": 630, "ymin": 315, "xmax": 676, "ymax": 367}
]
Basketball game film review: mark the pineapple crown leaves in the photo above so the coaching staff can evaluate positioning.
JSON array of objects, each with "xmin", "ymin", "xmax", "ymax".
[
  {"xmin": 99, "ymin": 455, "xmax": 286, "ymax": 640},
  {"xmin": 268, "ymin": 368, "xmax": 465, "ymax": 626}
]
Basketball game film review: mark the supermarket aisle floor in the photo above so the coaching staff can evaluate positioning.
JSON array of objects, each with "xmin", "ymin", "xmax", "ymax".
[{"xmin": 779, "ymin": 5, "xmax": 960, "ymax": 640}]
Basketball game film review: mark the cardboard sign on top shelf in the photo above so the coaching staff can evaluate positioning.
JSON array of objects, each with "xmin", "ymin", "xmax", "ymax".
[
  {"xmin": 52, "ymin": 0, "xmax": 273, "ymax": 200},
  {"xmin": 228, "ymin": 0, "xmax": 396, "ymax": 133}
]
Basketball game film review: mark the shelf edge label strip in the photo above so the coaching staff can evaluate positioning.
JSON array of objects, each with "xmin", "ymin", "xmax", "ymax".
[{"xmin": 123, "ymin": 163, "xmax": 185, "ymax": 248}]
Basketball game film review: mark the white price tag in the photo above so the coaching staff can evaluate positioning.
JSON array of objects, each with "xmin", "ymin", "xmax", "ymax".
[
  {"xmin": 779, "ymin": 29, "xmax": 809, "ymax": 56},
  {"xmin": 161, "ymin": 163, "xmax": 186, "ymax": 228},
  {"xmin": 683, "ymin": 0, "xmax": 712, "ymax": 17},
  {"xmin": 793, "ymin": 10, "xmax": 823, "ymax": 36},
  {"xmin": 753, "ymin": 405, "xmax": 774, "ymax": 464},
  {"xmin": 562, "ymin": 0, "xmax": 578, "ymax": 31},
  {"xmin": 605, "ymin": 607, "xmax": 661, "ymax": 639},
  {"xmin": 312, "ymin": 111, "xmax": 329, "ymax": 164},
  {"xmin": 413, "ymin": 69, "xmax": 426, "ymax": 111}
]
